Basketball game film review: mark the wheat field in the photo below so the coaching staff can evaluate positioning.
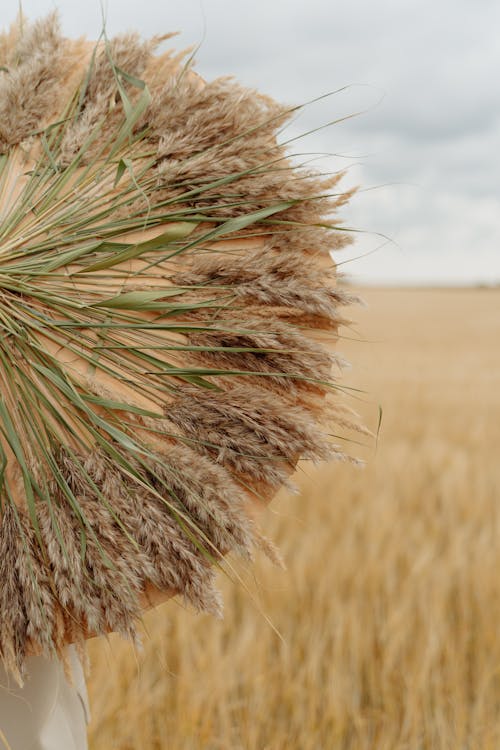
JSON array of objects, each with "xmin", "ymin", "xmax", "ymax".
[{"xmin": 86, "ymin": 287, "xmax": 499, "ymax": 750}]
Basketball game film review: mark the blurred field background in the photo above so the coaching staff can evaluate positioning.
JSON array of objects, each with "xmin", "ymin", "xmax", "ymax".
[{"xmin": 87, "ymin": 287, "xmax": 499, "ymax": 749}]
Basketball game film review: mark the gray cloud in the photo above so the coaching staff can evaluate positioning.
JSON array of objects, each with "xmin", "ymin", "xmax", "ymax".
[{"xmin": 4, "ymin": 0, "xmax": 500, "ymax": 284}]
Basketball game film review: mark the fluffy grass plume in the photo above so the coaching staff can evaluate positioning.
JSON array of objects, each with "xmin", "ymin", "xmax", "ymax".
[{"xmin": 0, "ymin": 12, "xmax": 358, "ymax": 684}]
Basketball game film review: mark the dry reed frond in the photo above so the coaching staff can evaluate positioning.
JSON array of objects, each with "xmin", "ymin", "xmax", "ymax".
[
  {"xmin": 0, "ymin": 13, "xmax": 69, "ymax": 152},
  {"xmin": 0, "ymin": 10, "xmax": 361, "ymax": 683},
  {"xmin": 165, "ymin": 383, "xmax": 335, "ymax": 489}
]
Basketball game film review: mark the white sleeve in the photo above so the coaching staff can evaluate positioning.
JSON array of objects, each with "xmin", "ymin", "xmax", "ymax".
[{"xmin": 0, "ymin": 645, "xmax": 89, "ymax": 750}]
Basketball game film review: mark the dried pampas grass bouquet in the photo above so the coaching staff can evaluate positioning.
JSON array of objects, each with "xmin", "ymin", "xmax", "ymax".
[{"xmin": 0, "ymin": 11, "xmax": 360, "ymax": 685}]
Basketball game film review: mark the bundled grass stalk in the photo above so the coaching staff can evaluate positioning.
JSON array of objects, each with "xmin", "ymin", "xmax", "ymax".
[{"xmin": 0, "ymin": 12, "xmax": 361, "ymax": 684}]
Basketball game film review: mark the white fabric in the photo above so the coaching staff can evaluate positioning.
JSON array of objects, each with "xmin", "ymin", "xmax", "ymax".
[{"xmin": 0, "ymin": 645, "xmax": 90, "ymax": 750}]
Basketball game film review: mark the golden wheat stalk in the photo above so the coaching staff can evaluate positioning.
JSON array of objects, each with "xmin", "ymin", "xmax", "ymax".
[{"xmin": 0, "ymin": 11, "xmax": 359, "ymax": 685}]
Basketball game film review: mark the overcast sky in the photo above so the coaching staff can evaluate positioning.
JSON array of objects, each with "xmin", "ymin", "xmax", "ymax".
[{"xmin": 5, "ymin": 0, "xmax": 500, "ymax": 285}]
